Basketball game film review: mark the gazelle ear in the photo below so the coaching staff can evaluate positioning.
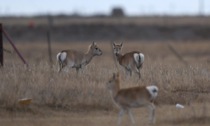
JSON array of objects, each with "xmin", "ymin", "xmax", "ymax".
[
  {"xmin": 92, "ymin": 41, "xmax": 96, "ymax": 46},
  {"xmin": 120, "ymin": 42, "xmax": 123, "ymax": 47},
  {"xmin": 116, "ymin": 72, "xmax": 120, "ymax": 79},
  {"xmin": 113, "ymin": 73, "xmax": 116, "ymax": 78},
  {"xmin": 112, "ymin": 42, "xmax": 116, "ymax": 47}
]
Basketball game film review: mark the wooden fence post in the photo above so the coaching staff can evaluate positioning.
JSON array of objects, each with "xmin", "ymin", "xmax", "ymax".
[
  {"xmin": 47, "ymin": 15, "xmax": 53, "ymax": 65},
  {"xmin": 0, "ymin": 24, "xmax": 3, "ymax": 66}
]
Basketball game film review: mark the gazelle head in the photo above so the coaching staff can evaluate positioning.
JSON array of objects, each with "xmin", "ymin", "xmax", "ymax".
[
  {"xmin": 107, "ymin": 72, "xmax": 120, "ymax": 91},
  {"xmin": 89, "ymin": 42, "xmax": 103, "ymax": 56},
  {"xmin": 112, "ymin": 42, "xmax": 123, "ymax": 54}
]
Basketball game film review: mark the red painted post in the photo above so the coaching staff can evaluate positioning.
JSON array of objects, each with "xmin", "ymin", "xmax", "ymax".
[
  {"xmin": 2, "ymin": 28, "xmax": 28, "ymax": 66},
  {"xmin": 47, "ymin": 31, "xmax": 52, "ymax": 64},
  {"xmin": 0, "ymin": 24, "xmax": 3, "ymax": 66}
]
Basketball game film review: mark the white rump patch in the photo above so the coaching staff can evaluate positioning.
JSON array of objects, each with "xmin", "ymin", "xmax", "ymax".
[
  {"xmin": 133, "ymin": 53, "xmax": 139, "ymax": 64},
  {"xmin": 146, "ymin": 86, "xmax": 158, "ymax": 99},
  {"xmin": 56, "ymin": 52, "xmax": 61, "ymax": 61},
  {"xmin": 57, "ymin": 52, "xmax": 67, "ymax": 62},
  {"xmin": 133, "ymin": 53, "xmax": 144, "ymax": 64},
  {"xmin": 139, "ymin": 53, "xmax": 144, "ymax": 64}
]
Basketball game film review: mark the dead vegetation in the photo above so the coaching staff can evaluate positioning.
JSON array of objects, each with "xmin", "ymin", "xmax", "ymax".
[{"xmin": 0, "ymin": 41, "xmax": 210, "ymax": 125}]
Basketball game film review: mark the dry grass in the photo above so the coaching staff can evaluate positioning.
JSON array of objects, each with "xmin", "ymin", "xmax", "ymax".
[{"xmin": 0, "ymin": 41, "xmax": 210, "ymax": 125}]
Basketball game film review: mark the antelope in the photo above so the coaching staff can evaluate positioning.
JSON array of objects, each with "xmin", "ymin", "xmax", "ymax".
[
  {"xmin": 107, "ymin": 72, "xmax": 158, "ymax": 125},
  {"xmin": 112, "ymin": 42, "xmax": 144, "ymax": 78},
  {"xmin": 56, "ymin": 42, "xmax": 102, "ymax": 73}
]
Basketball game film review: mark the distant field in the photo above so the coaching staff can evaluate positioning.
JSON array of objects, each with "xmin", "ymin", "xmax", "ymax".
[
  {"xmin": 1, "ymin": 16, "xmax": 210, "ymax": 26},
  {"xmin": 2, "ymin": 16, "xmax": 210, "ymax": 42},
  {"xmin": 0, "ymin": 41, "xmax": 210, "ymax": 125}
]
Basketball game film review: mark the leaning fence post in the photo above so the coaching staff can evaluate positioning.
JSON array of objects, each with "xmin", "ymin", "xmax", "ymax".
[
  {"xmin": 3, "ymin": 28, "xmax": 28, "ymax": 67},
  {"xmin": 0, "ymin": 24, "xmax": 3, "ymax": 66},
  {"xmin": 167, "ymin": 44, "xmax": 188, "ymax": 66}
]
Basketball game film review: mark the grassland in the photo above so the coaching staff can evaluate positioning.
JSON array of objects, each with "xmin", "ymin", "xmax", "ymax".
[{"xmin": 0, "ymin": 41, "xmax": 210, "ymax": 126}]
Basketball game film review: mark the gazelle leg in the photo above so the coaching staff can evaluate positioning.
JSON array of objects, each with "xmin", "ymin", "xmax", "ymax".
[
  {"xmin": 118, "ymin": 109, "xmax": 125, "ymax": 126},
  {"xmin": 128, "ymin": 109, "xmax": 135, "ymax": 125},
  {"xmin": 126, "ymin": 68, "xmax": 132, "ymax": 76},
  {"xmin": 129, "ymin": 70, "xmax": 132, "ymax": 76},
  {"xmin": 148, "ymin": 103, "xmax": 156, "ymax": 124},
  {"xmin": 58, "ymin": 63, "xmax": 61, "ymax": 72},
  {"xmin": 58, "ymin": 59, "xmax": 67, "ymax": 72},
  {"xmin": 58, "ymin": 61, "xmax": 63, "ymax": 72},
  {"xmin": 125, "ymin": 69, "xmax": 132, "ymax": 79},
  {"xmin": 133, "ymin": 66, "xmax": 141, "ymax": 79},
  {"xmin": 76, "ymin": 67, "xmax": 80, "ymax": 75},
  {"xmin": 138, "ymin": 71, "xmax": 141, "ymax": 79},
  {"xmin": 125, "ymin": 68, "xmax": 129, "ymax": 78}
]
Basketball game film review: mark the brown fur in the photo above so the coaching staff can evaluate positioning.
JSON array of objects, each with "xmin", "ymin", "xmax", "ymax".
[
  {"xmin": 107, "ymin": 73, "xmax": 156, "ymax": 125},
  {"xmin": 57, "ymin": 42, "xmax": 102, "ymax": 73},
  {"xmin": 112, "ymin": 42, "xmax": 144, "ymax": 78},
  {"xmin": 115, "ymin": 86, "xmax": 151, "ymax": 108}
]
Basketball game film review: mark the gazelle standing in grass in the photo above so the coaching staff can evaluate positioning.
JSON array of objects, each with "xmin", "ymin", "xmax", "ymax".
[
  {"xmin": 107, "ymin": 72, "xmax": 158, "ymax": 125},
  {"xmin": 56, "ymin": 42, "xmax": 102, "ymax": 73},
  {"xmin": 112, "ymin": 42, "xmax": 144, "ymax": 79}
]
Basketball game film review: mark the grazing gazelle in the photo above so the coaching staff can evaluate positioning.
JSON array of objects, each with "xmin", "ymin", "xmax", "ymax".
[
  {"xmin": 107, "ymin": 72, "xmax": 158, "ymax": 125},
  {"xmin": 56, "ymin": 42, "xmax": 102, "ymax": 73},
  {"xmin": 112, "ymin": 42, "xmax": 144, "ymax": 78}
]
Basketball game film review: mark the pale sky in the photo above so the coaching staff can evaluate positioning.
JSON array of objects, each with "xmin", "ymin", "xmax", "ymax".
[{"xmin": 0, "ymin": 0, "xmax": 209, "ymax": 16}]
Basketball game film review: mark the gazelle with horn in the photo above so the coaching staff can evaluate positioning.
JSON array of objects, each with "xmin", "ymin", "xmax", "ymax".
[
  {"xmin": 107, "ymin": 72, "xmax": 158, "ymax": 125},
  {"xmin": 112, "ymin": 42, "xmax": 144, "ymax": 78},
  {"xmin": 56, "ymin": 42, "xmax": 102, "ymax": 73}
]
